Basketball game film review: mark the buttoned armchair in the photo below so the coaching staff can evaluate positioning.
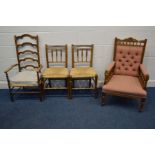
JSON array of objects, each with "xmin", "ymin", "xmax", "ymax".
[
  {"xmin": 4, "ymin": 34, "xmax": 43, "ymax": 101},
  {"xmin": 102, "ymin": 37, "xmax": 149, "ymax": 112}
]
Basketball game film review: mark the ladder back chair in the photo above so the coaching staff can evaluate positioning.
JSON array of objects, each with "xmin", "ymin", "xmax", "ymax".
[
  {"xmin": 4, "ymin": 34, "xmax": 42, "ymax": 101},
  {"xmin": 42, "ymin": 45, "xmax": 69, "ymax": 98},
  {"xmin": 102, "ymin": 37, "xmax": 149, "ymax": 112},
  {"xmin": 70, "ymin": 44, "xmax": 98, "ymax": 98}
]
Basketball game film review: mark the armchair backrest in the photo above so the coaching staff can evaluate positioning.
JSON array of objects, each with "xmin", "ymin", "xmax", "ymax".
[
  {"xmin": 72, "ymin": 44, "xmax": 94, "ymax": 68},
  {"xmin": 113, "ymin": 37, "xmax": 147, "ymax": 76},
  {"xmin": 45, "ymin": 45, "xmax": 68, "ymax": 68},
  {"xmin": 14, "ymin": 34, "xmax": 41, "ymax": 71}
]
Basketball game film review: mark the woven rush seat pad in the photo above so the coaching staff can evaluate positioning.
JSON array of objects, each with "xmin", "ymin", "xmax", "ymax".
[
  {"xmin": 43, "ymin": 67, "xmax": 69, "ymax": 78},
  {"xmin": 70, "ymin": 67, "xmax": 97, "ymax": 78},
  {"xmin": 10, "ymin": 70, "xmax": 38, "ymax": 87},
  {"xmin": 103, "ymin": 75, "xmax": 147, "ymax": 97}
]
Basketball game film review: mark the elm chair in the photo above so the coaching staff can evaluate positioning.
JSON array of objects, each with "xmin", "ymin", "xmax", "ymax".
[
  {"xmin": 42, "ymin": 45, "xmax": 69, "ymax": 98},
  {"xmin": 4, "ymin": 34, "xmax": 42, "ymax": 101},
  {"xmin": 69, "ymin": 44, "xmax": 98, "ymax": 98},
  {"xmin": 102, "ymin": 37, "xmax": 149, "ymax": 112}
]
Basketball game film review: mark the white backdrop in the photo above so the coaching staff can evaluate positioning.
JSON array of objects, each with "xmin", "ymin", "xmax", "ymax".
[{"xmin": 0, "ymin": 26, "xmax": 155, "ymax": 88}]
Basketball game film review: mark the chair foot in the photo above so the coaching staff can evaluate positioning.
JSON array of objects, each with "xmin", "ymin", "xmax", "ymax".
[{"xmin": 139, "ymin": 98, "xmax": 145, "ymax": 112}]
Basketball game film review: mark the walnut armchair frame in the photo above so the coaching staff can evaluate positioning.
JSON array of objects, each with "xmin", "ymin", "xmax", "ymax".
[
  {"xmin": 69, "ymin": 44, "xmax": 98, "ymax": 98},
  {"xmin": 4, "ymin": 34, "xmax": 43, "ymax": 101},
  {"xmin": 102, "ymin": 37, "xmax": 149, "ymax": 112},
  {"xmin": 42, "ymin": 45, "xmax": 70, "ymax": 98}
]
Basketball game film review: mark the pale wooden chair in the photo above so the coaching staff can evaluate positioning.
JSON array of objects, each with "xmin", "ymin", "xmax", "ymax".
[
  {"xmin": 69, "ymin": 44, "xmax": 98, "ymax": 98},
  {"xmin": 102, "ymin": 37, "xmax": 149, "ymax": 112},
  {"xmin": 42, "ymin": 45, "xmax": 69, "ymax": 98},
  {"xmin": 4, "ymin": 34, "xmax": 42, "ymax": 101}
]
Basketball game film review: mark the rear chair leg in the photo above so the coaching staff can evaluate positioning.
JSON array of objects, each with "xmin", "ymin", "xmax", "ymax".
[
  {"xmin": 48, "ymin": 79, "xmax": 52, "ymax": 88},
  {"xmin": 10, "ymin": 93, "xmax": 14, "ymax": 102},
  {"xmin": 101, "ymin": 92, "xmax": 106, "ymax": 106},
  {"xmin": 94, "ymin": 75, "xmax": 98, "ymax": 98},
  {"xmin": 9, "ymin": 87, "xmax": 14, "ymax": 102},
  {"xmin": 69, "ymin": 78, "xmax": 73, "ymax": 99},
  {"xmin": 39, "ymin": 86, "xmax": 43, "ymax": 102},
  {"xmin": 139, "ymin": 98, "xmax": 146, "ymax": 112},
  {"xmin": 39, "ymin": 79, "xmax": 44, "ymax": 102},
  {"xmin": 67, "ymin": 77, "xmax": 70, "ymax": 99},
  {"xmin": 89, "ymin": 78, "xmax": 91, "ymax": 88}
]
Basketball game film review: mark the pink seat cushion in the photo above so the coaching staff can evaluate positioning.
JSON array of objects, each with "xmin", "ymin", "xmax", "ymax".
[
  {"xmin": 103, "ymin": 75, "xmax": 147, "ymax": 97},
  {"xmin": 114, "ymin": 45, "xmax": 143, "ymax": 76}
]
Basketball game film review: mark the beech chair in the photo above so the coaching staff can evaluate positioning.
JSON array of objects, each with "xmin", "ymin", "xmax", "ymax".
[
  {"xmin": 4, "ymin": 34, "xmax": 42, "ymax": 101},
  {"xmin": 102, "ymin": 37, "xmax": 149, "ymax": 112},
  {"xmin": 42, "ymin": 45, "xmax": 69, "ymax": 98},
  {"xmin": 69, "ymin": 44, "xmax": 98, "ymax": 98}
]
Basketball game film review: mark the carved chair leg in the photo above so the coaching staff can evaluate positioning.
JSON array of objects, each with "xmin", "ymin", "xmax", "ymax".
[
  {"xmin": 139, "ymin": 98, "xmax": 146, "ymax": 112},
  {"xmin": 101, "ymin": 92, "xmax": 106, "ymax": 106},
  {"xmin": 94, "ymin": 75, "xmax": 98, "ymax": 98}
]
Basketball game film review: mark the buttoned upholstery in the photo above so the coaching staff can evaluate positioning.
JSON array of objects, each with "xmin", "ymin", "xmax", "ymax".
[{"xmin": 114, "ymin": 45, "xmax": 143, "ymax": 76}]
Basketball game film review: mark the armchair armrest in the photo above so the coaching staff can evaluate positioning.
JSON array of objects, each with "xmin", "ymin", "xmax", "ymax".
[
  {"xmin": 139, "ymin": 64, "xmax": 149, "ymax": 89},
  {"xmin": 4, "ymin": 64, "xmax": 18, "ymax": 86},
  {"xmin": 104, "ymin": 61, "xmax": 115, "ymax": 84},
  {"xmin": 4, "ymin": 64, "xmax": 18, "ymax": 73}
]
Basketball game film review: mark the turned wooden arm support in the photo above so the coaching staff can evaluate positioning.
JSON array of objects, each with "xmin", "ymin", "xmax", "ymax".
[
  {"xmin": 104, "ymin": 61, "xmax": 115, "ymax": 84},
  {"xmin": 139, "ymin": 64, "xmax": 149, "ymax": 89},
  {"xmin": 31, "ymin": 64, "xmax": 43, "ymax": 83},
  {"xmin": 4, "ymin": 64, "xmax": 18, "ymax": 74}
]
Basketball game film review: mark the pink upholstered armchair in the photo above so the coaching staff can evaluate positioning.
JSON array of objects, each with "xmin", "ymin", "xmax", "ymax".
[{"xmin": 102, "ymin": 37, "xmax": 149, "ymax": 112}]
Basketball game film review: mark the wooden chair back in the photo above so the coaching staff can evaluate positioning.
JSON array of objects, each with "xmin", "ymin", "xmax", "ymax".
[
  {"xmin": 114, "ymin": 37, "xmax": 147, "ymax": 63},
  {"xmin": 14, "ymin": 34, "xmax": 41, "ymax": 71},
  {"xmin": 72, "ymin": 44, "xmax": 94, "ymax": 68},
  {"xmin": 45, "ymin": 45, "xmax": 68, "ymax": 68}
]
